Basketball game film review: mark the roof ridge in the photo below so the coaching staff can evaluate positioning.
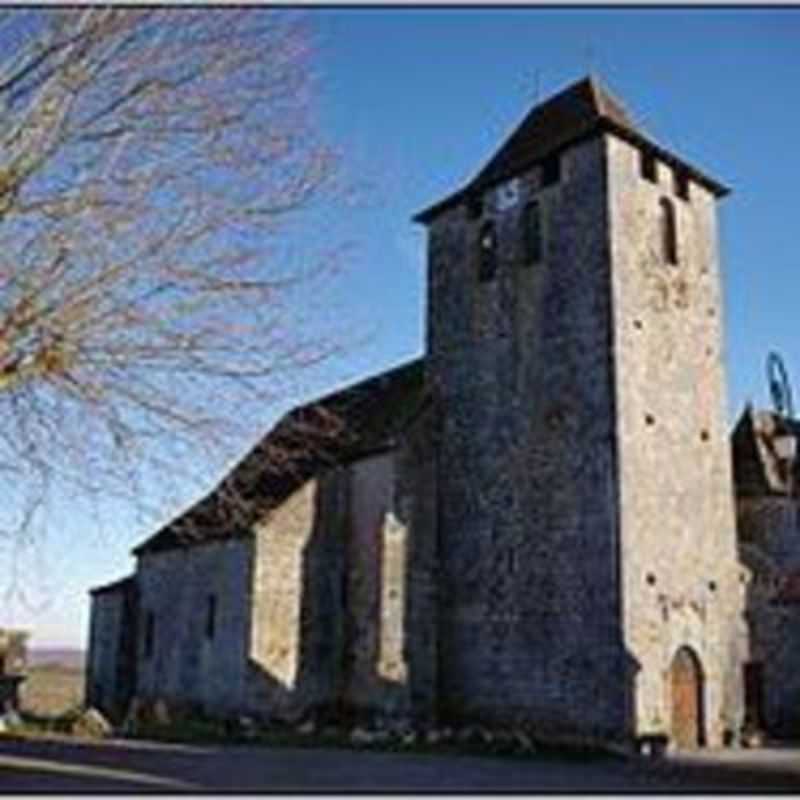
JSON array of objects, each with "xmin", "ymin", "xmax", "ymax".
[
  {"xmin": 415, "ymin": 74, "xmax": 729, "ymax": 224},
  {"xmin": 585, "ymin": 74, "xmax": 634, "ymax": 126},
  {"xmin": 585, "ymin": 73, "xmax": 602, "ymax": 112},
  {"xmin": 130, "ymin": 358, "xmax": 429, "ymax": 557}
]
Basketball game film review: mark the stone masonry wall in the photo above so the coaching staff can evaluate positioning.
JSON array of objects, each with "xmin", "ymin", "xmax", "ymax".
[
  {"xmin": 249, "ymin": 445, "xmax": 436, "ymax": 725},
  {"xmin": 249, "ymin": 475, "xmax": 347, "ymax": 722},
  {"xmin": 607, "ymin": 133, "xmax": 746, "ymax": 745},
  {"xmin": 398, "ymin": 405, "xmax": 439, "ymax": 724},
  {"xmin": 427, "ymin": 135, "xmax": 627, "ymax": 738},
  {"xmin": 738, "ymin": 496, "xmax": 800, "ymax": 563},
  {"xmin": 135, "ymin": 538, "xmax": 252, "ymax": 716},
  {"xmin": 334, "ymin": 419, "xmax": 439, "ymax": 725},
  {"xmin": 342, "ymin": 452, "xmax": 411, "ymax": 718},
  {"xmin": 86, "ymin": 588, "xmax": 128, "ymax": 718},
  {"xmin": 128, "ymin": 447, "xmax": 434, "ymax": 727},
  {"xmin": 738, "ymin": 496, "xmax": 800, "ymax": 735}
]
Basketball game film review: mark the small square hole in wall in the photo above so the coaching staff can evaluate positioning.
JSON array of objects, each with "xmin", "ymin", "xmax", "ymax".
[
  {"xmin": 646, "ymin": 573, "xmax": 657, "ymax": 586},
  {"xmin": 700, "ymin": 429, "xmax": 710, "ymax": 442},
  {"xmin": 645, "ymin": 413, "xmax": 656, "ymax": 426}
]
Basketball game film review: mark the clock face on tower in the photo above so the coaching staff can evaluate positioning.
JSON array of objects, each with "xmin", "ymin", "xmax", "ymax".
[{"xmin": 495, "ymin": 178, "xmax": 520, "ymax": 212}]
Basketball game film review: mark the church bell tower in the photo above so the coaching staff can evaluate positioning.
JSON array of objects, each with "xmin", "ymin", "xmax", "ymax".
[{"xmin": 414, "ymin": 76, "xmax": 746, "ymax": 747}]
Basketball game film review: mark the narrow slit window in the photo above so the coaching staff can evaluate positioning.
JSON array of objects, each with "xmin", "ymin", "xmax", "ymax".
[
  {"xmin": 478, "ymin": 221, "xmax": 497, "ymax": 282},
  {"xmin": 640, "ymin": 150, "xmax": 657, "ymax": 183},
  {"xmin": 523, "ymin": 200, "xmax": 542, "ymax": 265},
  {"xmin": 144, "ymin": 611, "xmax": 155, "ymax": 659},
  {"xmin": 660, "ymin": 197, "xmax": 678, "ymax": 265},
  {"xmin": 206, "ymin": 594, "xmax": 217, "ymax": 640}
]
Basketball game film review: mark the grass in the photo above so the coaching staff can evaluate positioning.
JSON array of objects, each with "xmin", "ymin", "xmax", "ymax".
[
  {"xmin": 19, "ymin": 663, "xmax": 84, "ymax": 718},
  {"xmin": 4, "ymin": 663, "xmax": 619, "ymax": 763},
  {"xmin": 0, "ymin": 662, "xmax": 87, "ymax": 740}
]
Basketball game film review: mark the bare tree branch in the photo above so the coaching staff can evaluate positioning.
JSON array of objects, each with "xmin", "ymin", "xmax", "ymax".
[{"xmin": 0, "ymin": 9, "xmax": 346, "ymax": 541}]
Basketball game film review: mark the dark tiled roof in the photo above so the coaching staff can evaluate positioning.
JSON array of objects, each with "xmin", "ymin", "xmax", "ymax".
[
  {"xmin": 472, "ymin": 75, "xmax": 636, "ymax": 190},
  {"xmin": 132, "ymin": 359, "xmax": 428, "ymax": 557},
  {"xmin": 89, "ymin": 575, "xmax": 135, "ymax": 596},
  {"xmin": 414, "ymin": 75, "xmax": 728, "ymax": 224},
  {"xmin": 732, "ymin": 406, "xmax": 800, "ymax": 497}
]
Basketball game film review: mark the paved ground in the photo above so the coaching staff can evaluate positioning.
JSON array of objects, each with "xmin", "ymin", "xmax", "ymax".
[{"xmin": 0, "ymin": 736, "xmax": 799, "ymax": 792}]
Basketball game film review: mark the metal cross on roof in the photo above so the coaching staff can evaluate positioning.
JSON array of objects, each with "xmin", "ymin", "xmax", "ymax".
[{"xmin": 767, "ymin": 351, "xmax": 795, "ymax": 421}]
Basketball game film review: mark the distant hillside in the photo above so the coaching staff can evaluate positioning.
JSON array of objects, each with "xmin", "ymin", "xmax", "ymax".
[{"xmin": 28, "ymin": 648, "xmax": 85, "ymax": 670}]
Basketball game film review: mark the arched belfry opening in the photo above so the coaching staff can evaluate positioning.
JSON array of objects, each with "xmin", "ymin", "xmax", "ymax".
[{"xmin": 669, "ymin": 646, "xmax": 706, "ymax": 749}]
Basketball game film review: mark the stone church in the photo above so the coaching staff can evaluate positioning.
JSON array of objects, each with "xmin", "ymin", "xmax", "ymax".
[
  {"xmin": 731, "ymin": 407, "xmax": 800, "ymax": 738},
  {"xmin": 88, "ymin": 76, "xmax": 794, "ymax": 750}
]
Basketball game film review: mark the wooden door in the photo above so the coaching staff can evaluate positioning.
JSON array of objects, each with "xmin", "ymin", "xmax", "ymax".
[{"xmin": 670, "ymin": 647, "xmax": 704, "ymax": 749}]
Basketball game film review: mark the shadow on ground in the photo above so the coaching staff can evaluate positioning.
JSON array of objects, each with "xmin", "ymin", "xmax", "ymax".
[{"xmin": 1, "ymin": 736, "xmax": 799, "ymax": 792}]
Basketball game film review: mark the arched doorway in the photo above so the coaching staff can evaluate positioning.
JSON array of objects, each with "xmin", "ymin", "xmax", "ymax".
[{"xmin": 669, "ymin": 646, "xmax": 705, "ymax": 749}]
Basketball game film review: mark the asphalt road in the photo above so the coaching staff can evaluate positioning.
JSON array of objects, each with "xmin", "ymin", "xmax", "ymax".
[{"xmin": 1, "ymin": 736, "xmax": 799, "ymax": 792}]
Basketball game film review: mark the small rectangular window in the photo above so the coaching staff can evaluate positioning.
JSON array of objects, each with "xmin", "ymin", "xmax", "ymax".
[
  {"xmin": 541, "ymin": 154, "xmax": 560, "ymax": 187},
  {"xmin": 674, "ymin": 169, "xmax": 690, "ymax": 201},
  {"xmin": 144, "ymin": 611, "xmax": 155, "ymax": 659},
  {"xmin": 523, "ymin": 200, "xmax": 542, "ymax": 265},
  {"xmin": 206, "ymin": 594, "xmax": 216, "ymax": 640},
  {"xmin": 640, "ymin": 150, "xmax": 657, "ymax": 183}
]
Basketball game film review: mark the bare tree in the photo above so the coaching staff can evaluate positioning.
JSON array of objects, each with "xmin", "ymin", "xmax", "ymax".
[{"xmin": 0, "ymin": 8, "xmax": 344, "ymax": 545}]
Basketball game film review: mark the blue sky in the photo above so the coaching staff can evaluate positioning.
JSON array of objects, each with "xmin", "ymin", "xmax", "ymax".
[{"xmin": 2, "ymin": 8, "xmax": 798, "ymax": 649}]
